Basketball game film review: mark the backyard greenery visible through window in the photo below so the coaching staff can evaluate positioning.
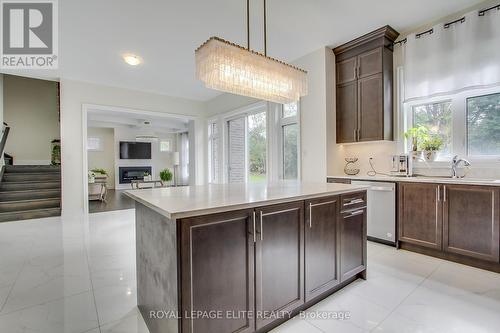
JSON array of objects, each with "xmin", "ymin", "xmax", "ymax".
[
  {"xmin": 412, "ymin": 101, "xmax": 452, "ymax": 155},
  {"xmin": 248, "ymin": 111, "xmax": 267, "ymax": 182},
  {"xmin": 467, "ymin": 93, "xmax": 500, "ymax": 156}
]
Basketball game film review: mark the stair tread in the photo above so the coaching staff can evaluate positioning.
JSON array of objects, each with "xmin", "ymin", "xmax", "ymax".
[
  {"xmin": 0, "ymin": 197, "xmax": 60, "ymax": 204},
  {"xmin": 0, "ymin": 208, "xmax": 61, "ymax": 222},
  {"xmin": 0, "ymin": 180, "xmax": 61, "ymax": 184},
  {"xmin": 0, "ymin": 188, "xmax": 60, "ymax": 194}
]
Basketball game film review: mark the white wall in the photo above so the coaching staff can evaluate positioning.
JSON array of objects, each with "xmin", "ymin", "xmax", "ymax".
[
  {"xmin": 60, "ymin": 79, "xmax": 206, "ymax": 215},
  {"xmin": 87, "ymin": 127, "xmax": 116, "ymax": 188},
  {"xmin": 293, "ymin": 47, "xmax": 330, "ymax": 183},
  {"xmin": 205, "ymin": 93, "xmax": 258, "ymax": 118},
  {"xmin": 3, "ymin": 75, "xmax": 60, "ymax": 165},
  {"xmin": 113, "ymin": 127, "xmax": 177, "ymax": 189}
]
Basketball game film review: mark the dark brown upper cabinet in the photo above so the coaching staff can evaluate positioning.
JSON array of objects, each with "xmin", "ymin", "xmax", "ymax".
[{"xmin": 333, "ymin": 26, "xmax": 399, "ymax": 143}]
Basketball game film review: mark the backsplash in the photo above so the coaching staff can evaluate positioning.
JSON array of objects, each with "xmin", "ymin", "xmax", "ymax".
[{"xmin": 336, "ymin": 142, "xmax": 500, "ymax": 180}]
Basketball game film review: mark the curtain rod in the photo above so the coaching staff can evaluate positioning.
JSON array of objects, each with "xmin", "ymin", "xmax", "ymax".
[
  {"xmin": 444, "ymin": 17, "xmax": 465, "ymax": 29},
  {"xmin": 416, "ymin": 28, "xmax": 433, "ymax": 39},
  {"xmin": 479, "ymin": 3, "xmax": 500, "ymax": 16}
]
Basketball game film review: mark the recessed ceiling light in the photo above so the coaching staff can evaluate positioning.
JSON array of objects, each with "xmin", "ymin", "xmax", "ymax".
[{"xmin": 123, "ymin": 54, "xmax": 142, "ymax": 66}]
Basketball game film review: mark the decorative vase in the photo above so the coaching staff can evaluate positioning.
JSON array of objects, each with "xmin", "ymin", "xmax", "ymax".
[
  {"xmin": 424, "ymin": 150, "xmax": 438, "ymax": 162},
  {"xmin": 412, "ymin": 151, "xmax": 424, "ymax": 161}
]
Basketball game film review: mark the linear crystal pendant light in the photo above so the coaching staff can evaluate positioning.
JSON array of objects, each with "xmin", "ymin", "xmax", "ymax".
[{"xmin": 195, "ymin": 0, "xmax": 307, "ymax": 104}]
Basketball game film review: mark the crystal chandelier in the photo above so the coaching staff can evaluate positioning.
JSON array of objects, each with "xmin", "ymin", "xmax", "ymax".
[{"xmin": 195, "ymin": 0, "xmax": 307, "ymax": 104}]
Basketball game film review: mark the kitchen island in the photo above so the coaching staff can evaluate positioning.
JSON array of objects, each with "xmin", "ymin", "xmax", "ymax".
[{"xmin": 126, "ymin": 182, "xmax": 368, "ymax": 333}]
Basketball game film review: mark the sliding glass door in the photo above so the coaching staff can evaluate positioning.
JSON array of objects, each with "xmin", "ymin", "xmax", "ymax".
[{"xmin": 227, "ymin": 110, "xmax": 267, "ymax": 183}]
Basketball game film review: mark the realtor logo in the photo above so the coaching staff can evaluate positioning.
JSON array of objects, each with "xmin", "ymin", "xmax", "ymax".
[{"xmin": 1, "ymin": 0, "xmax": 58, "ymax": 68}]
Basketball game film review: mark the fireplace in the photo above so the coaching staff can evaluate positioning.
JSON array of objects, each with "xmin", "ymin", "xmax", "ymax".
[{"xmin": 119, "ymin": 166, "xmax": 152, "ymax": 184}]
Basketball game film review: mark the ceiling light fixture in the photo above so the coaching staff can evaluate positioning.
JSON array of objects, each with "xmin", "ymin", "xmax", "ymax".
[
  {"xmin": 195, "ymin": 0, "xmax": 307, "ymax": 104},
  {"xmin": 123, "ymin": 54, "xmax": 142, "ymax": 66}
]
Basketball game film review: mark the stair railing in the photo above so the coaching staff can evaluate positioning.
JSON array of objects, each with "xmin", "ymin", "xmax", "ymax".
[{"xmin": 0, "ymin": 122, "xmax": 11, "ymax": 165}]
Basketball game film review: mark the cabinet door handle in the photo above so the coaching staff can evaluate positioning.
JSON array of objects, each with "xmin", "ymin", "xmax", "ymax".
[
  {"xmin": 443, "ymin": 185, "xmax": 447, "ymax": 202},
  {"xmin": 252, "ymin": 211, "xmax": 256, "ymax": 243},
  {"xmin": 260, "ymin": 211, "xmax": 263, "ymax": 241},
  {"xmin": 357, "ymin": 128, "xmax": 360, "ymax": 141},
  {"xmin": 353, "ymin": 129, "xmax": 357, "ymax": 141},
  {"xmin": 309, "ymin": 203, "xmax": 313, "ymax": 228},
  {"xmin": 436, "ymin": 186, "xmax": 440, "ymax": 202}
]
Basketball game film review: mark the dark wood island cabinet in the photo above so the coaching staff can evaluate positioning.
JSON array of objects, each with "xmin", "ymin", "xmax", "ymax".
[{"xmin": 127, "ymin": 183, "xmax": 368, "ymax": 333}]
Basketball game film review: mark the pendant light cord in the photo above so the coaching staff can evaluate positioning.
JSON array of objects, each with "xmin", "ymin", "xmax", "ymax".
[
  {"xmin": 246, "ymin": 0, "xmax": 268, "ymax": 55},
  {"xmin": 263, "ymin": 0, "xmax": 267, "ymax": 56},
  {"xmin": 247, "ymin": 0, "xmax": 250, "ymax": 50}
]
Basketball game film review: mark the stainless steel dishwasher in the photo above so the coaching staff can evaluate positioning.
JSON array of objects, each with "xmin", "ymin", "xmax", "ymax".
[{"xmin": 351, "ymin": 180, "xmax": 396, "ymax": 245}]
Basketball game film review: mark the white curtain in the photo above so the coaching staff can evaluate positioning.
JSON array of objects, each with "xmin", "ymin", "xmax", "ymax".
[{"xmin": 404, "ymin": 7, "xmax": 500, "ymax": 102}]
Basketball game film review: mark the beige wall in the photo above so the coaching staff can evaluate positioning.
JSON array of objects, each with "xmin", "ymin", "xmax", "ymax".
[
  {"xmin": 294, "ymin": 47, "xmax": 330, "ymax": 183},
  {"xmin": 87, "ymin": 127, "xmax": 116, "ymax": 188},
  {"xmin": 4, "ymin": 75, "xmax": 59, "ymax": 165}
]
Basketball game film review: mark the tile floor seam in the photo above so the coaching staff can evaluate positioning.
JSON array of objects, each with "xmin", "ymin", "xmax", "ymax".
[
  {"xmin": 368, "ymin": 258, "xmax": 445, "ymax": 332},
  {"xmin": 0, "ymin": 238, "xmax": 35, "ymax": 313},
  {"xmin": 0, "ymin": 289, "xmax": 92, "ymax": 317},
  {"xmin": 83, "ymin": 229, "xmax": 103, "ymax": 333}
]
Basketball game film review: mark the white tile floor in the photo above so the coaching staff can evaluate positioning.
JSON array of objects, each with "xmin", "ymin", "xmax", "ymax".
[{"xmin": 0, "ymin": 209, "xmax": 499, "ymax": 333}]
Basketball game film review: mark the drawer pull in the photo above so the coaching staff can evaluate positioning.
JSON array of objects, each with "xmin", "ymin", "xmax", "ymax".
[
  {"xmin": 343, "ymin": 198, "xmax": 364, "ymax": 206},
  {"xmin": 343, "ymin": 209, "xmax": 364, "ymax": 218}
]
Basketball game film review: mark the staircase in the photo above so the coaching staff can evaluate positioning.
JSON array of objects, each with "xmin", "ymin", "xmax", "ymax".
[{"xmin": 0, "ymin": 165, "xmax": 61, "ymax": 222}]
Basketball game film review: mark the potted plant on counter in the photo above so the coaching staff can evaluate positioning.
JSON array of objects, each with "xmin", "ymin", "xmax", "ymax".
[
  {"xmin": 404, "ymin": 126, "xmax": 429, "ymax": 160},
  {"xmin": 143, "ymin": 171, "xmax": 152, "ymax": 181},
  {"xmin": 422, "ymin": 136, "xmax": 444, "ymax": 161},
  {"xmin": 160, "ymin": 168, "xmax": 173, "ymax": 186}
]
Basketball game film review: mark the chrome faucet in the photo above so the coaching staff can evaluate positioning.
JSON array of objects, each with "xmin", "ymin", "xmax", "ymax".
[{"xmin": 451, "ymin": 155, "xmax": 471, "ymax": 178}]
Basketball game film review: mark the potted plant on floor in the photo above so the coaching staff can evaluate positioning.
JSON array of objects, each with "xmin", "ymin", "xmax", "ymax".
[
  {"xmin": 421, "ymin": 136, "xmax": 444, "ymax": 162},
  {"xmin": 160, "ymin": 168, "xmax": 173, "ymax": 186}
]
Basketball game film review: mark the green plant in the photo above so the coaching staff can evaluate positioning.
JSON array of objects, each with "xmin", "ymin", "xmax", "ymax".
[
  {"xmin": 143, "ymin": 171, "xmax": 150, "ymax": 176},
  {"xmin": 404, "ymin": 126, "xmax": 429, "ymax": 151},
  {"xmin": 90, "ymin": 168, "xmax": 107, "ymax": 175},
  {"xmin": 422, "ymin": 136, "xmax": 444, "ymax": 151},
  {"xmin": 160, "ymin": 168, "xmax": 173, "ymax": 182}
]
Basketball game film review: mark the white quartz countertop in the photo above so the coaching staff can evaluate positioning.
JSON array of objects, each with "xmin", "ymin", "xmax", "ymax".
[
  {"xmin": 327, "ymin": 174, "xmax": 500, "ymax": 186},
  {"xmin": 125, "ymin": 182, "xmax": 368, "ymax": 219}
]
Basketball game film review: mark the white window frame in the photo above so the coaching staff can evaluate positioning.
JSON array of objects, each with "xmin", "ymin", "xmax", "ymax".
[
  {"xmin": 87, "ymin": 137, "xmax": 103, "ymax": 151},
  {"xmin": 225, "ymin": 103, "xmax": 267, "ymax": 183},
  {"xmin": 277, "ymin": 102, "xmax": 301, "ymax": 180},
  {"xmin": 404, "ymin": 85, "xmax": 500, "ymax": 166},
  {"xmin": 160, "ymin": 140, "xmax": 172, "ymax": 152}
]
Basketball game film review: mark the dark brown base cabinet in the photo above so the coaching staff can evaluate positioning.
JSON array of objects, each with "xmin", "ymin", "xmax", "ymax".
[
  {"xmin": 398, "ymin": 183, "xmax": 500, "ymax": 272},
  {"xmin": 166, "ymin": 194, "xmax": 366, "ymax": 333}
]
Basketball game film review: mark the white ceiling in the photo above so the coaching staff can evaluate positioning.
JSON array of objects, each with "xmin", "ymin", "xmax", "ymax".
[{"xmin": 16, "ymin": 0, "xmax": 487, "ymax": 101}]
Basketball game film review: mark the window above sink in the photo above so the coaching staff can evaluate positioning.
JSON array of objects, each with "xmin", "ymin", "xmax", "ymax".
[{"xmin": 404, "ymin": 86, "xmax": 500, "ymax": 164}]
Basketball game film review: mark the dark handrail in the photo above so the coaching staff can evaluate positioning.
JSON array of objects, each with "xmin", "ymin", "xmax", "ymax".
[{"xmin": 0, "ymin": 123, "xmax": 10, "ymax": 161}]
